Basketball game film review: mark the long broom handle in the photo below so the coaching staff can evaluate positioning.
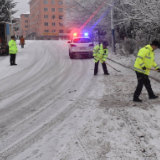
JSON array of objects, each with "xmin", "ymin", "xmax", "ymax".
[
  {"xmin": 93, "ymin": 49, "xmax": 121, "ymax": 72},
  {"xmin": 95, "ymin": 56, "xmax": 121, "ymax": 72},
  {"xmin": 146, "ymin": 68, "xmax": 159, "ymax": 72},
  {"xmin": 107, "ymin": 57, "xmax": 159, "ymax": 72}
]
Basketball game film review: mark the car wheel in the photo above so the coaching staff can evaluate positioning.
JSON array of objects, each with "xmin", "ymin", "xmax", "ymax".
[
  {"xmin": 69, "ymin": 50, "xmax": 74, "ymax": 59},
  {"xmin": 70, "ymin": 56, "xmax": 74, "ymax": 59},
  {"xmin": 69, "ymin": 50, "xmax": 71, "ymax": 56}
]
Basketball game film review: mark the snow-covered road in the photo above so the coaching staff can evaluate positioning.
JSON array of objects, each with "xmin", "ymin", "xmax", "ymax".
[{"xmin": 0, "ymin": 41, "xmax": 160, "ymax": 160}]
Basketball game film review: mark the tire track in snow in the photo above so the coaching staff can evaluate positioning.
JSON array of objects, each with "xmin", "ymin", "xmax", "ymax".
[
  {"xmin": 1, "ymin": 41, "xmax": 95, "ymax": 157},
  {"xmin": 0, "ymin": 71, "xmax": 96, "ymax": 160}
]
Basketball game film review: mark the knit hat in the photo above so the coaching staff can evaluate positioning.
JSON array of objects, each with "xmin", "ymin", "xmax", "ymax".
[{"xmin": 102, "ymin": 41, "xmax": 108, "ymax": 46}]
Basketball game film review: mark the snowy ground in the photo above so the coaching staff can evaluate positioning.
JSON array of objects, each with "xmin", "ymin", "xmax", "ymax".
[{"xmin": 0, "ymin": 40, "xmax": 160, "ymax": 160}]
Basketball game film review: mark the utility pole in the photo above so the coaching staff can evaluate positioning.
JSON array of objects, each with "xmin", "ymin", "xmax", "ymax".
[
  {"xmin": 98, "ymin": 29, "xmax": 100, "ymax": 45},
  {"xmin": 111, "ymin": 5, "xmax": 115, "ymax": 54}
]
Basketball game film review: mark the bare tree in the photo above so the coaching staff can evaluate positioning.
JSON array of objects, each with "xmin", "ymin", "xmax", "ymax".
[{"xmin": 64, "ymin": 0, "xmax": 160, "ymax": 54}]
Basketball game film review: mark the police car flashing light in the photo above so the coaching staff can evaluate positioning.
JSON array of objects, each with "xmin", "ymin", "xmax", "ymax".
[
  {"xmin": 73, "ymin": 32, "xmax": 89, "ymax": 37},
  {"xmin": 73, "ymin": 33, "xmax": 77, "ymax": 37},
  {"xmin": 84, "ymin": 33, "xmax": 89, "ymax": 36}
]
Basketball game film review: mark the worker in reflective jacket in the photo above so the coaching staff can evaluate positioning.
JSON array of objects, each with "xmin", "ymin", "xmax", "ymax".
[
  {"xmin": 8, "ymin": 36, "xmax": 18, "ymax": 66},
  {"xmin": 133, "ymin": 40, "xmax": 160, "ymax": 102},
  {"xmin": 93, "ymin": 41, "xmax": 109, "ymax": 75}
]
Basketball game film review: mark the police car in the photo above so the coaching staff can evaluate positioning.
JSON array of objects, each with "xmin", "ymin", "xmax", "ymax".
[{"xmin": 68, "ymin": 33, "xmax": 94, "ymax": 59}]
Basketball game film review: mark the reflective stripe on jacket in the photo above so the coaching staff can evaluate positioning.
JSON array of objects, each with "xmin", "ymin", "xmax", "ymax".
[
  {"xmin": 93, "ymin": 44, "xmax": 108, "ymax": 63},
  {"xmin": 134, "ymin": 45, "xmax": 159, "ymax": 75},
  {"xmin": 8, "ymin": 39, "xmax": 18, "ymax": 54}
]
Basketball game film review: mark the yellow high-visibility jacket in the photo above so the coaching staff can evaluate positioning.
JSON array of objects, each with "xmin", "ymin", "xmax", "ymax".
[
  {"xmin": 8, "ymin": 39, "xmax": 18, "ymax": 54},
  {"xmin": 93, "ymin": 44, "xmax": 108, "ymax": 63},
  {"xmin": 134, "ymin": 45, "xmax": 159, "ymax": 75}
]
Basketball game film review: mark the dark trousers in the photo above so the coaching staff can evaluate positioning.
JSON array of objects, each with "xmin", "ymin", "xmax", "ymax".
[
  {"xmin": 94, "ymin": 61, "xmax": 108, "ymax": 75},
  {"xmin": 10, "ymin": 54, "xmax": 16, "ymax": 65},
  {"xmin": 21, "ymin": 44, "xmax": 24, "ymax": 48},
  {"xmin": 134, "ymin": 71, "xmax": 154, "ymax": 98}
]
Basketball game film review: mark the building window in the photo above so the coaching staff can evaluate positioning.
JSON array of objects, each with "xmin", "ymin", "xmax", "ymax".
[
  {"xmin": 59, "ymin": 22, "xmax": 63, "ymax": 26},
  {"xmin": 25, "ymin": 20, "xmax": 28, "ymax": 23},
  {"xmin": 44, "ymin": 22, "xmax": 49, "ymax": 26},
  {"xmin": 59, "ymin": 15, "xmax": 63, "ymax": 19},
  {"xmin": 44, "ymin": 8, "xmax": 48, "ymax": 11},
  {"xmin": 44, "ymin": 15, "xmax": 48, "ymax": 19},
  {"xmin": 52, "ymin": 30, "xmax": 56, "ymax": 33},
  {"xmin": 67, "ymin": 30, "xmax": 71, "ymax": 33},
  {"xmin": 43, "ymin": 0, "xmax": 48, "ymax": 4},
  {"xmin": 44, "ymin": 30, "xmax": 49, "ymax": 32},
  {"xmin": 25, "ymin": 15, "xmax": 28, "ymax": 17},
  {"xmin": 25, "ymin": 25, "xmax": 28, "ymax": 28},
  {"xmin": 59, "ymin": 30, "xmax": 63, "ymax": 33},
  {"xmin": 52, "ymin": 15, "xmax": 55, "ymax": 19},
  {"xmin": 52, "ymin": 22, "xmax": 56, "ymax": 26},
  {"xmin": 51, "ymin": 8, "xmax": 55, "ymax": 12},
  {"xmin": 51, "ymin": 0, "xmax": 55, "ymax": 4},
  {"xmin": 58, "ymin": 1, "xmax": 63, "ymax": 5},
  {"xmin": 59, "ymin": 8, "xmax": 63, "ymax": 12}
]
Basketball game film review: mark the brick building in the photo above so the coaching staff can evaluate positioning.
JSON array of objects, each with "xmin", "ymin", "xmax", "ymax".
[
  {"xmin": 20, "ymin": 13, "xmax": 30, "ymax": 38},
  {"xmin": 27, "ymin": 0, "xmax": 70, "ymax": 40}
]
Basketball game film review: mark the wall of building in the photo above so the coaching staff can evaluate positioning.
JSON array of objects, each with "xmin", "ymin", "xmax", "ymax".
[
  {"xmin": 28, "ymin": 0, "xmax": 70, "ymax": 39},
  {"xmin": 20, "ymin": 14, "xmax": 30, "ymax": 38}
]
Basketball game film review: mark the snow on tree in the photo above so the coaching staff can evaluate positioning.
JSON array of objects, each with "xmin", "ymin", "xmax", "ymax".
[
  {"xmin": 64, "ymin": 0, "xmax": 114, "ymax": 43},
  {"xmin": 0, "ymin": 0, "xmax": 17, "ymax": 23},
  {"xmin": 64, "ymin": 0, "xmax": 160, "ymax": 54}
]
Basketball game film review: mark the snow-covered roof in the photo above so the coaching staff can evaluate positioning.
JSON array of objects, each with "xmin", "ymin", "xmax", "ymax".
[
  {"xmin": 20, "ymin": 11, "xmax": 30, "ymax": 15},
  {"xmin": 13, "ymin": 15, "xmax": 20, "ymax": 18},
  {"xmin": 0, "ymin": 21, "xmax": 12, "ymax": 24}
]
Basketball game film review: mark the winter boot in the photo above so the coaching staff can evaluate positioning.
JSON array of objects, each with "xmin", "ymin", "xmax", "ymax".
[
  {"xmin": 149, "ymin": 95, "xmax": 158, "ymax": 99},
  {"xmin": 133, "ymin": 97, "xmax": 142, "ymax": 102}
]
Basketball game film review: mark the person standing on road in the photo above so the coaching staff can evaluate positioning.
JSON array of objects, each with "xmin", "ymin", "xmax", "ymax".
[
  {"xmin": 8, "ymin": 36, "xmax": 18, "ymax": 66},
  {"xmin": 93, "ymin": 41, "xmax": 109, "ymax": 75},
  {"xmin": 133, "ymin": 40, "xmax": 160, "ymax": 102},
  {"xmin": 20, "ymin": 36, "xmax": 25, "ymax": 48}
]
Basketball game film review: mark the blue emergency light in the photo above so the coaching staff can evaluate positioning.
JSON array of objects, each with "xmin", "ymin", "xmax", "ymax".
[{"xmin": 84, "ymin": 33, "xmax": 89, "ymax": 36}]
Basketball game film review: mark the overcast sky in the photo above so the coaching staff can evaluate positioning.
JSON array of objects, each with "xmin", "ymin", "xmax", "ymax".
[{"xmin": 13, "ymin": 0, "xmax": 30, "ymax": 18}]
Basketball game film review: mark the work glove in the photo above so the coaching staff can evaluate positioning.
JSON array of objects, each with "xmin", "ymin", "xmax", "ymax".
[
  {"xmin": 142, "ymin": 66, "xmax": 146, "ymax": 70},
  {"xmin": 157, "ymin": 68, "xmax": 160, "ymax": 72}
]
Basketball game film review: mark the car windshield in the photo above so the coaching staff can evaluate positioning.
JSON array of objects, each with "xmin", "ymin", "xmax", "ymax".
[{"xmin": 73, "ymin": 38, "xmax": 91, "ymax": 43}]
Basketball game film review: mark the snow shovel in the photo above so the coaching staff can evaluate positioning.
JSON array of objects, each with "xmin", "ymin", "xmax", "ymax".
[{"xmin": 95, "ymin": 56, "xmax": 121, "ymax": 72}]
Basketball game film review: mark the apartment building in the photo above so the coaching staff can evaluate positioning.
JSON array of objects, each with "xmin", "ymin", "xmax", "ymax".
[
  {"xmin": 20, "ymin": 13, "xmax": 30, "ymax": 38},
  {"xmin": 28, "ymin": 0, "xmax": 70, "ymax": 39}
]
